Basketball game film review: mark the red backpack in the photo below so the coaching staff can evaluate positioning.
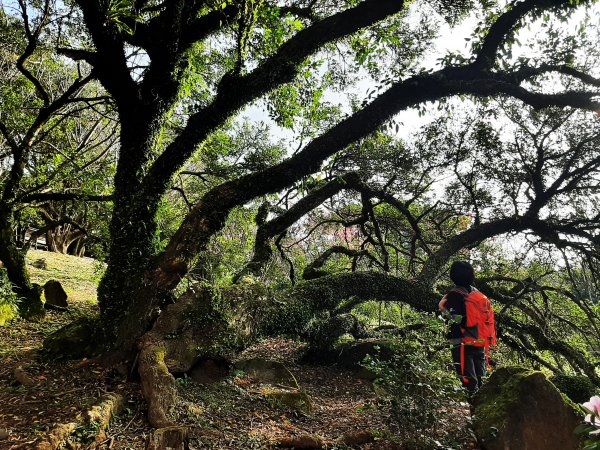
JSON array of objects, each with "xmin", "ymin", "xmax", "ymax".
[{"xmin": 451, "ymin": 288, "xmax": 497, "ymax": 378}]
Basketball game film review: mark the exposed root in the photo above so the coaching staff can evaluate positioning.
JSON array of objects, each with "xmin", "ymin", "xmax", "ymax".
[
  {"xmin": 85, "ymin": 393, "xmax": 126, "ymax": 445},
  {"xmin": 34, "ymin": 423, "xmax": 78, "ymax": 450},
  {"xmin": 145, "ymin": 426, "xmax": 190, "ymax": 450},
  {"xmin": 138, "ymin": 339, "xmax": 177, "ymax": 428},
  {"xmin": 32, "ymin": 393, "xmax": 124, "ymax": 450},
  {"xmin": 137, "ymin": 286, "xmax": 237, "ymax": 428}
]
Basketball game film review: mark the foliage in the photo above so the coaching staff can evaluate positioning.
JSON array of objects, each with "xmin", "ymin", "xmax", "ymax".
[
  {"xmin": 551, "ymin": 375, "xmax": 598, "ymax": 404},
  {"xmin": 362, "ymin": 319, "xmax": 464, "ymax": 442},
  {"xmin": 0, "ymin": 269, "xmax": 18, "ymax": 326}
]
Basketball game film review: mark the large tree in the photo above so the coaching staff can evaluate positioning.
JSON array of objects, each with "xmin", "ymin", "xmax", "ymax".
[{"xmin": 51, "ymin": 0, "xmax": 600, "ymax": 353}]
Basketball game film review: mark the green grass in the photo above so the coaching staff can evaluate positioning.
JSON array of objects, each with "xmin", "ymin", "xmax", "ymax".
[{"xmin": 26, "ymin": 250, "xmax": 103, "ymax": 305}]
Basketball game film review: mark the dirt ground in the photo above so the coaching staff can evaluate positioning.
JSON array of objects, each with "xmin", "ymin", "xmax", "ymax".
[
  {"xmin": 0, "ymin": 312, "xmax": 478, "ymax": 449},
  {"xmin": 1, "ymin": 251, "xmax": 477, "ymax": 449}
]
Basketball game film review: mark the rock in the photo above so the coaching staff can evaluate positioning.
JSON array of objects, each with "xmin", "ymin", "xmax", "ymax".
[
  {"xmin": 306, "ymin": 339, "xmax": 397, "ymax": 379},
  {"xmin": 0, "ymin": 428, "xmax": 9, "ymax": 440},
  {"xmin": 188, "ymin": 357, "xmax": 230, "ymax": 384},
  {"xmin": 146, "ymin": 426, "xmax": 190, "ymax": 450},
  {"xmin": 43, "ymin": 280, "xmax": 68, "ymax": 308},
  {"xmin": 235, "ymin": 357, "xmax": 298, "ymax": 387},
  {"xmin": 472, "ymin": 366, "xmax": 582, "ymax": 450},
  {"xmin": 32, "ymin": 258, "xmax": 47, "ymax": 269},
  {"xmin": 550, "ymin": 374, "xmax": 598, "ymax": 403},
  {"xmin": 261, "ymin": 388, "xmax": 312, "ymax": 413},
  {"xmin": 43, "ymin": 317, "xmax": 99, "ymax": 358},
  {"xmin": 13, "ymin": 366, "xmax": 36, "ymax": 387}
]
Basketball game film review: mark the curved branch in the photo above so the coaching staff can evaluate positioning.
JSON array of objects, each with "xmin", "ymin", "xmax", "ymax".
[
  {"xmin": 499, "ymin": 315, "xmax": 600, "ymax": 385},
  {"xmin": 502, "ymin": 333, "xmax": 559, "ymax": 372},
  {"xmin": 302, "ymin": 246, "xmax": 369, "ymax": 280},
  {"xmin": 513, "ymin": 64, "xmax": 600, "ymax": 87},
  {"xmin": 142, "ymin": 0, "xmax": 409, "ymax": 199},
  {"xmin": 150, "ymin": 67, "xmax": 600, "ymax": 293},
  {"xmin": 474, "ymin": 0, "xmax": 577, "ymax": 69},
  {"xmin": 234, "ymin": 173, "xmax": 361, "ymax": 280},
  {"xmin": 19, "ymin": 192, "xmax": 113, "ymax": 203},
  {"xmin": 16, "ymin": 0, "xmax": 51, "ymax": 106}
]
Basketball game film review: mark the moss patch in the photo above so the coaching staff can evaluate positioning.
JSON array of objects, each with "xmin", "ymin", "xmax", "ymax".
[
  {"xmin": 42, "ymin": 316, "xmax": 101, "ymax": 359},
  {"xmin": 0, "ymin": 299, "xmax": 17, "ymax": 326},
  {"xmin": 472, "ymin": 366, "xmax": 529, "ymax": 434},
  {"xmin": 260, "ymin": 388, "xmax": 313, "ymax": 414},
  {"xmin": 551, "ymin": 374, "xmax": 599, "ymax": 404}
]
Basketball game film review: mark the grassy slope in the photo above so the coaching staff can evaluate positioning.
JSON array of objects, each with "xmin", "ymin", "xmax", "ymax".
[
  {"xmin": 26, "ymin": 249, "xmax": 102, "ymax": 305},
  {"xmin": 0, "ymin": 250, "xmax": 103, "ymax": 358}
]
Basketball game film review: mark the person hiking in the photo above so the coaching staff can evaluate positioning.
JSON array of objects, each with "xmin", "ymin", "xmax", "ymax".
[{"xmin": 439, "ymin": 261, "xmax": 496, "ymax": 393}]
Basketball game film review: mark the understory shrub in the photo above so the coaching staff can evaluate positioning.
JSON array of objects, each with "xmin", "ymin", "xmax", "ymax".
[
  {"xmin": 363, "ymin": 331, "xmax": 464, "ymax": 440},
  {"xmin": 0, "ymin": 269, "xmax": 17, "ymax": 325},
  {"xmin": 551, "ymin": 374, "xmax": 598, "ymax": 403}
]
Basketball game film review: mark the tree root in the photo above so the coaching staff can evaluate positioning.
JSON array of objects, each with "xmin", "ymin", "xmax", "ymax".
[
  {"xmin": 33, "ymin": 422, "xmax": 78, "ymax": 450},
  {"xmin": 137, "ymin": 286, "xmax": 236, "ymax": 428},
  {"xmin": 138, "ymin": 339, "xmax": 178, "ymax": 428},
  {"xmin": 33, "ymin": 393, "xmax": 124, "ymax": 450},
  {"xmin": 145, "ymin": 426, "xmax": 190, "ymax": 450}
]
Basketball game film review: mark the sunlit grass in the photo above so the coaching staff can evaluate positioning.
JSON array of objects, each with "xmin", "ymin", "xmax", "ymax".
[{"xmin": 26, "ymin": 250, "xmax": 104, "ymax": 305}]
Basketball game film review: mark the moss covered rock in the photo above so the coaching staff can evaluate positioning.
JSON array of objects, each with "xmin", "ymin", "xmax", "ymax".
[
  {"xmin": 261, "ymin": 388, "xmax": 312, "ymax": 413},
  {"xmin": 234, "ymin": 358, "xmax": 298, "ymax": 388},
  {"xmin": 303, "ymin": 338, "xmax": 397, "ymax": 380},
  {"xmin": 43, "ymin": 317, "xmax": 100, "ymax": 358},
  {"xmin": 472, "ymin": 366, "xmax": 582, "ymax": 450}
]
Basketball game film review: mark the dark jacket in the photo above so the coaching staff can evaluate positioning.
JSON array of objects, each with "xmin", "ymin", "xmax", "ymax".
[{"xmin": 444, "ymin": 285, "xmax": 471, "ymax": 340}]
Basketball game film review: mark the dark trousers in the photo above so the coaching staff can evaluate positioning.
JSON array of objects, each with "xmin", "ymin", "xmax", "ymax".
[{"xmin": 451, "ymin": 344, "xmax": 486, "ymax": 392}]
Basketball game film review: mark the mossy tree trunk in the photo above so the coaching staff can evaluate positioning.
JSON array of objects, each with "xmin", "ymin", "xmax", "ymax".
[
  {"xmin": 96, "ymin": 113, "xmax": 174, "ymax": 352},
  {"xmin": 0, "ymin": 206, "xmax": 44, "ymax": 318}
]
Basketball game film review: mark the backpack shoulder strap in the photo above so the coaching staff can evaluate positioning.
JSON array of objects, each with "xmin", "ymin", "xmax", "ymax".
[{"xmin": 449, "ymin": 286, "xmax": 470, "ymax": 297}]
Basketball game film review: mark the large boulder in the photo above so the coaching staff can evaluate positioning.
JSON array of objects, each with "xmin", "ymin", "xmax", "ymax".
[
  {"xmin": 303, "ymin": 338, "xmax": 397, "ymax": 380},
  {"xmin": 188, "ymin": 357, "xmax": 230, "ymax": 384},
  {"xmin": 43, "ymin": 280, "xmax": 68, "ymax": 308},
  {"xmin": 472, "ymin": 366, "xmax": 582, "ymax": 450},
  {"xmin": 43, "ymin": 317, "xmax": 100, "ymax": 358}
]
